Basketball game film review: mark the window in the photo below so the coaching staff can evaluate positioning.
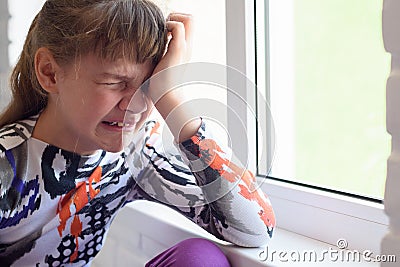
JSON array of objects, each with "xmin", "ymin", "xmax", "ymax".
[
  {"xmin": 226, "ymin": 0, "xmax": 389, "ymax": 256},
  {"xmin": 257, "ymin": 0, "xmax": 390, "ymax": 200}
]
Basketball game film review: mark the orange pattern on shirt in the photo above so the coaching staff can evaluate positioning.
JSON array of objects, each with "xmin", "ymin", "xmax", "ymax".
[
  {"xmin": 57, "ymin": 166, "xmax": 102, "ymax": 262},
  {"xmin": 191, "ymin": 137, "xmax": 276, "ymax": 228}
]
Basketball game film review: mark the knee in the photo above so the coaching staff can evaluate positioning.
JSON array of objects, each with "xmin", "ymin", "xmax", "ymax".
[
  {"xmin": 172, "ymin": 238, "xmax": 230, "ymax": 267},
  {"xmin": 146, "ymin": 238, "xmax": 231, "ymax": 267}
]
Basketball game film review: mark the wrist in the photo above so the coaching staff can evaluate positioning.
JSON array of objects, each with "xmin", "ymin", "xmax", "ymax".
[{"xmin": 154, "ymin": 92, "xmax": 201, "ymax": 142}]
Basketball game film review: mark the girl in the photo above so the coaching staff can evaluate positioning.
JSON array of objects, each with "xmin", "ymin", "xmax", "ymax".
[{"xmin": 0, "ymin": 0, "xmax": 275, "ymax": 266}]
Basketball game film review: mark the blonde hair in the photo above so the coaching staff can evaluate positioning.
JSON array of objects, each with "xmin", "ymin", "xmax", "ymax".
[{"xmin": 0, "ymin": 0, "xmax": 167, "ymax": 127}]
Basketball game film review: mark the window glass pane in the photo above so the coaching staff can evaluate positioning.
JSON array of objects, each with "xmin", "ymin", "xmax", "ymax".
[{"xmin": 257, "ymin": 0, "xmax": 390, "ymax": 199}]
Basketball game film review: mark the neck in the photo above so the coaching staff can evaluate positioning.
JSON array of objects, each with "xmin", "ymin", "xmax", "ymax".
[{"xmin": 32, "ymin": 107, "xmax": 97, "ymax": 155}]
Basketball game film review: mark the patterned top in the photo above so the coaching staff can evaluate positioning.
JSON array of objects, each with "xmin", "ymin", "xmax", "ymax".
[{"xmin": 0, "ymin": 115, "xmax": 275, "ymax": 266}]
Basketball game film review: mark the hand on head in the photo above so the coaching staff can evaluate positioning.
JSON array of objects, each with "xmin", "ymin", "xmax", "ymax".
[{"xmin": 152, "ymin": 13, "xmax": 194, "ymax": 76}]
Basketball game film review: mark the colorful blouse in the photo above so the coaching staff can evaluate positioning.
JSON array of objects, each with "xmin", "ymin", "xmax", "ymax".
[{"xmin": 0, "ymin": 115, "xmax": 275, "ymax": 266}]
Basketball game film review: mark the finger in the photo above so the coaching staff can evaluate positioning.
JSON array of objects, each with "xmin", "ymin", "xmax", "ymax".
[
  {"xmin": 166, "ymin": 20, "xmax": 192, "ymax": 62},
  {"xmin": 167, "ymin": 13, "xmax": 194, "ymax": 43},
  {"xmin": 166, "ymin": 21, "xmax": 186, "ymax": 50},
  {"xmin": 167, "ymin": 12, "xmax": 193, "ymax": 24}
]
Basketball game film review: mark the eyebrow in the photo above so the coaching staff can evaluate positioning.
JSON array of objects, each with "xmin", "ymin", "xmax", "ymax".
[{"xmin": 95, "ymin": 73, "xmax": 137, "ymax": 80}]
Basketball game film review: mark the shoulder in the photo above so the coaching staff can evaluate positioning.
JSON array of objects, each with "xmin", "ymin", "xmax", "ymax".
[
  {"xmin": 0, "ymin": 116, "xmax": 36, "ymax": 194},
  {"xmin": 0, "ymin": 115, "xmax": 37, "ymax": 151}
]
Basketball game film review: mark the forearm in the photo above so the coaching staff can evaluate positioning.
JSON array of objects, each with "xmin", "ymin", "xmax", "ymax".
[
  {"xmin": 178, "ymin": 120, "xmax": 276, "ymax": 246},
  {"xmin": 152, "ymin": 89, "xmax": 202, "ymax": 143},
  {"xmin": 146, "ymin": 12, "xmax": 198, "ymax": 142},
  {"xmin": 134, "ymin": 118, "xmax": 275, "ymax": 246}
]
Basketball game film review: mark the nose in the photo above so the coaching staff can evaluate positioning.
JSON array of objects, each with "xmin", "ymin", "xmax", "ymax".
[{"xmin": 119, "ymin": 89, "xmax": 148, "ymax": 114}]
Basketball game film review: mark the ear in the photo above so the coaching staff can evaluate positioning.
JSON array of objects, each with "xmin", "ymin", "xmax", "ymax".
[{"xmin": 34, "ymin": 47, "xmax": 62, "ymax": 94}]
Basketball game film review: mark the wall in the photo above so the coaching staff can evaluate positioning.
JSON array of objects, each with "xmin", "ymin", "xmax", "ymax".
[
  {"xmin": 0, "ymin": 0, "xmax": 46, "ymax": 112},
  {"xmin": 381, "ymin": 0, "xmax": 400, "ymax": 265},
  {"xmin": 0, "ymin": 0, "xmax": 10, "ymax": 111}
]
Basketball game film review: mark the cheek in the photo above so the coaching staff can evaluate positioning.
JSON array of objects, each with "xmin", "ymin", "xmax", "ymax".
[
  {"xmin": 62, "ymin": 94, "xmax": 116, "ymax": 125},
  {"xmin": 136, "ymin": 97, "xmax": 154, "ymax": 128},
  {"xmin": 85, "ymin": 96, "xmax": 117, "ymax": 119},
  {"xmin": 82, "ymin": 91, "xmax": 120, "ymax": 112}
]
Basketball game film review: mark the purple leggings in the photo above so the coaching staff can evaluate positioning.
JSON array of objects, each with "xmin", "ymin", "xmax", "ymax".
[{"xmin": 145, "ymin": 238, "xmax": 231, "ymax": 267}]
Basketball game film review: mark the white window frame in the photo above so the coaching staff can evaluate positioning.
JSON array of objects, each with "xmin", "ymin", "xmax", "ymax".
[{"xmin": 225, "ymin": 0, "xmax": 390, "ymax": 257}]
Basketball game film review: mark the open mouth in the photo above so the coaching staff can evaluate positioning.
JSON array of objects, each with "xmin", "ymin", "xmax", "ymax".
[{"xmin": 102, "ymin": 121, "xmax": 133, "ymax": 128}]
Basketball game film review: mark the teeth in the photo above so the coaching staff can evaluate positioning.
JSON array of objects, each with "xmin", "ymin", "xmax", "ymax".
[{"xmin": 106, "ymin": 121, "xmax": 131, "ymax": 127}]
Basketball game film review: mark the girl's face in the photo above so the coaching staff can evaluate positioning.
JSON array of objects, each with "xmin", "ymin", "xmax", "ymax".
[{"xmin": 41, "ymin": 53, "xmax": 154, "ymax": 154}]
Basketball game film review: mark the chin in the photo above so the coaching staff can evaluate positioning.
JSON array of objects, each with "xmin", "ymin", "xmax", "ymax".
[
  {"xmin": 104, "ymin": 146, "xmax": 124, "ymax": 153},
  {"xmin": 100, "ymin": 141, "xmax": 124, "ymax": 153}
]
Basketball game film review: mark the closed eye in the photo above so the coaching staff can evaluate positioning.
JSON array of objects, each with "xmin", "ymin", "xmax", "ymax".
[
  {"xmin": 97, "ymin": 81, "xmax": 127, "ymax": 89},
  {"xmin": 102, "ymin": 82, "xmax": 125, "ymax": 85},
  {"xmin": 104, "ymin": 82, "xmax": 117, "ymax": 85}
]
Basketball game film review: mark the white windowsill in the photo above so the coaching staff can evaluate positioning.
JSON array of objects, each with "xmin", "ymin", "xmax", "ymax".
[
  {"xmin": 259, "ymin": 178, "xmax": 388, "ymax": 257},
  {"xmin": 93, "ymin": 200, "xmax": 380, "ymax": 267}
]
